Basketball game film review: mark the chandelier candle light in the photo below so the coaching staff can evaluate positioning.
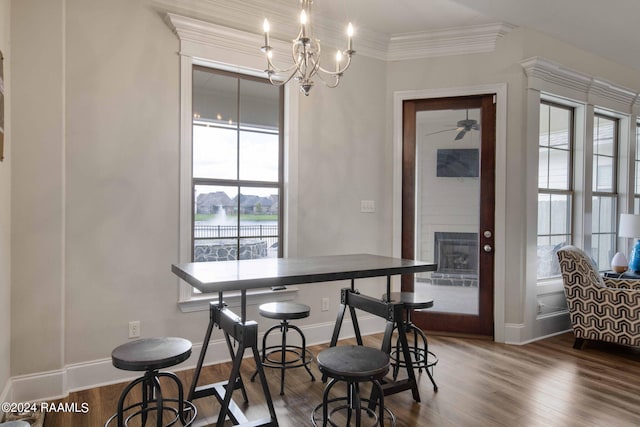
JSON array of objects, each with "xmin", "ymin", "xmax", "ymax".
[{"xmin": 261, "ymin": 0, "xmax": 354, "ymax": 96}]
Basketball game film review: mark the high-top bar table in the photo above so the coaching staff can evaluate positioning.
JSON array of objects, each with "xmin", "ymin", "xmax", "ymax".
[{"xmin": 172, "ymin": 253, "xmax": 436, "ymax": 427}]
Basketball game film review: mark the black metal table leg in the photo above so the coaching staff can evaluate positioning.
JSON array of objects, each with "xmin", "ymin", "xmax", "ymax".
[
  {"xmin": 224, "ymin": 331, "xmax": 249, "ymax": 403},
  {"xmin": 327, "ymin": 286, "xmax": 422, "ymax": 408},
  {"xmin": 188, "ymin": 302, "xmax": 218, "ymax": 402},
  {"xmin": 395, "ymin": 317, "xmax": 421, "ymax": 402},
  {"xmin": 188, "ymin": 301, "xmax": 278, "ymax": 427}
]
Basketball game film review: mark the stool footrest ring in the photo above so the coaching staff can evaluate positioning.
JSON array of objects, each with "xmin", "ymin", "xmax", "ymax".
[
  {"xmin": 261, "ymin": 345, "xmax": 315, "ymax": 370},
  {"xmin": 311, "ymin": 397, "xmax": 396, "ymax": 427},
  {"xmin": 104, "ymin": 398, "xmax": 197, "ymax": 427},
  {"xmin": 390, "ymin": 349, "xmax": 438, "ymax": 370}
]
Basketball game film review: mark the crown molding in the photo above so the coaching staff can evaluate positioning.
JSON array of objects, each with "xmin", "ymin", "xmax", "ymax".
[
  {"xmin": 152, "ymin": 0, "xmax": 388, "ymax": 60},
  {"xmin": 520, "ymin": 57, "xmax": 592, "ymax": 94},
  {"xmin": 521, "ymin": 56, "xmax": 640, "ymax": 112},
  {"xmin": 166, "ymin": 12, "xmax": 331, "ymax": 75},
  {"xmin": 387, "ymin": 23, "xmax": 515, "ymax": 61},
  {"xmin": 167, "ymin": 13, "xmax": 262, "ymax": 58},
  {"xmin": 151, "ymin": 0, "xmax": 513, "ymax": 62}
]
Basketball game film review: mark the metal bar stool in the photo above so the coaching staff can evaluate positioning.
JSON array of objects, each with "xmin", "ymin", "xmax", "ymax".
[
  {"xmin": 312, "ymin": 345, "xmax": 395, "ymax": 427},
  {"xmin": 250, "ymin": 302, "xmax": 315, "ymax": 395},
  {"xmin": 384, "ymin": 292, "xmax": 438, "ymax": 391},
  {"xmin": 105, "ymin": 337, "xmax": 197, "ymax": 427}
]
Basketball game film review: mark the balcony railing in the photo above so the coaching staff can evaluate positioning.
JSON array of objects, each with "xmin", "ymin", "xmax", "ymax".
[{"xmin": 195, "ymin": 224, "xmax": 277, "ymax": 239}]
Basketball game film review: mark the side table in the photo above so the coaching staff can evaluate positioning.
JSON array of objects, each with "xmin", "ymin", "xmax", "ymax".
[{"xmin": 603, "ymin": 270, "xmax": 640, "ymax": 279}]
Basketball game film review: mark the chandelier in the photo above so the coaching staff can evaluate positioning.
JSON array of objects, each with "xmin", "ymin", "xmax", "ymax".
[{"xmin": 261, "ymin": 0, "xmax": 354, "ymax": 96}]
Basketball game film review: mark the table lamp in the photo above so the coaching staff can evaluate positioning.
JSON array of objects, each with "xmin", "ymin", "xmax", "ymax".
[{"xmin": 618, "ymin": 213, "xmax": 640, "ymax": 272}]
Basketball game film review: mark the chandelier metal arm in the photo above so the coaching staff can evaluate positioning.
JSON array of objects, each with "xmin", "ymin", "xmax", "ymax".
[
  {"xmin": 317, "ymin": 53, "xmax": 353, "ymax": 77},
  {"xmin": 265, "ymin": 54, "xmax": 297, "ymax": 77},
  {"xmin": 260, "ymin": 0, "xmax": 354, "ymax": 95}
]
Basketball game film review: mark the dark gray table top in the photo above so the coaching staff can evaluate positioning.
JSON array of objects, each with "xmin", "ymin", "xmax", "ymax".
[{"xmin": 172, "ymin": 253, "xmax": 436, "ymax": 293}]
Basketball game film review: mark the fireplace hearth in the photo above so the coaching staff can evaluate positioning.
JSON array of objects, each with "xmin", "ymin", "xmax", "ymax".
[{"xmin": 431, "ymin": 232, "xmax": 478, "ymax": 287}]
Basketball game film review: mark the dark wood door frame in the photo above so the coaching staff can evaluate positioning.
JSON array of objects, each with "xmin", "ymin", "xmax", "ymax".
[{"xmin": 402, "ymin": 94, "xmax": 496, "ymax": 336}]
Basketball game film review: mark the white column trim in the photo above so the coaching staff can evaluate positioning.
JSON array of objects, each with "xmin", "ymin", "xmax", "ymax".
[{"xmin": 177, "ymin": 53, "xmax": 193, "ymax": 302}]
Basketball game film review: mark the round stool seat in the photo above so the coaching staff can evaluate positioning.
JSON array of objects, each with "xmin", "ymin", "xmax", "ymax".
[
  {"xmin": 383, "ymin": 292, "xmax": 433, "ymax": 310},
  {"xmin": 112, "ymin": 337, "xmax": 192, "ymax": 371},
  {"xmin": 317, "ymin": 345, "xmax": 389, "ymax": 380},
  {"xmin": 259, "ymin": 302, "xmax": 311, "ymax": 320},
  {"xmin": 252, "ymin": 301, "xmax": 315, "ymax": 395},
  {"xmin": 313, "ymin": 346, "xmax": 395, "ymax": 427}
]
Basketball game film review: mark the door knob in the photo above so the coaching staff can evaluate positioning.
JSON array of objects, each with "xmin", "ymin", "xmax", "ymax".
[
  {"xmin": 483, "ymin": 230, "xmax": 492, "ymax": 238},
  {"xmin": 483, "ymin": 244, "xmax": 492, "ymax": 253}
]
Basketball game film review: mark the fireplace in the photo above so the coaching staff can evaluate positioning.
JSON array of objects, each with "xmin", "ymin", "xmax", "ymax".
[{"xmin": 431, "ymin": 232, "xmax": 478, "ymax": 287}]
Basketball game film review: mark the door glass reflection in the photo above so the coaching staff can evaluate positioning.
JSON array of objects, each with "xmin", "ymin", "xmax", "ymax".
[{"xmin": 414, "ymin": 108, "xmax": 481, "ymax": 315}]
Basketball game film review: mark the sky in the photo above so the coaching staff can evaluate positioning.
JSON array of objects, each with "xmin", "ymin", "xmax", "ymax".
[{"xmin": 193, "ymin": 124, "xmax": 279, "ymax": 198}]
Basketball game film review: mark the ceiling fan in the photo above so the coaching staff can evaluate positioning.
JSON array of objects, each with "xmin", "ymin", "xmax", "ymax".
[
  {"xmin": 424, "ymin": 109, "xmax": 480, "ymax": 140},
  {"xmin": 454, "ymin": 110, "xmax": 480, "ymax": 140}
]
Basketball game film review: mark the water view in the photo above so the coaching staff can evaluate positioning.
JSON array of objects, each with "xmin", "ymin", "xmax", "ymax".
[{"xmin": 194, "ymin": 200, "xmax": 279, "ymax": 261}]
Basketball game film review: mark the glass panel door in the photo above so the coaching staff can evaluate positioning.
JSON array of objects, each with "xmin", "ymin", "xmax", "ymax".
[
  {"xmin": 414, "ymin": 108, "xmax": 481, "ymax": 315},
  {"xmin": 402, "ymin": 94, "xmax": 495, "ymax": 336}
]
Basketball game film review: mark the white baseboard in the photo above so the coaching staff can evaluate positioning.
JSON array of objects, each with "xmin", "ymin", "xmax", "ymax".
[
  {"xmin": 8, "ymin": 315, "xmax": 386, "ymax": 402},
  {"xmin": 503, "ymin": 323, "xmax": 526, "ymax": 344},
  {"xmin": 11, "ymin": 369, "xmax": 67, "ymax": 402},
  {"xmin": 503, "ymin": 316, "xmax": 572, "ymax": 345},
  {"xmin": 1, "ymin": 378, "xmax": 11, "ymax": 403}
]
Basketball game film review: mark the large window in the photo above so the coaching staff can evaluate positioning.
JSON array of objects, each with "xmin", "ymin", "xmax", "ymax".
[
  {"xmin": 537, "ymin": 102, "xmax": 573, "ymax": 280},
  {"xmin": 536, "ymin": 97, "xmax": 628, "ymax": 279},
  {"xmin": 591, "ymin": 114, "xmax": 619, "ymax": 269},
  {"xmin": 191, "ymin": 66, "xmax": 284, "ymax": 263}
]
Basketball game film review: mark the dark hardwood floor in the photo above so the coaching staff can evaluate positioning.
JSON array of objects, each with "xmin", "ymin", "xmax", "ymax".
[{"xmin": 42, "ymin": 332, "xmax": 640, "ymax": 426}]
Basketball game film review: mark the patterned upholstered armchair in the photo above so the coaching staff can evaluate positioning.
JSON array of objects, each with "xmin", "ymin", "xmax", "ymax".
[{"xmin": 557, "ymin": 245, "xmax": 640, "ymax": 349}]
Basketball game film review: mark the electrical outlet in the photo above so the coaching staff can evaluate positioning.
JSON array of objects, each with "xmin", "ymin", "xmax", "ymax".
[
  {"xmin": 129, "ymin": 321, "xmax": 140, "ymax": 338},
  {"xmin": 321, "ymin": 298, "xmax": 330, "ymax": 312},
  {"xmin": 360, "ymin": 200, "xmax": 375, "ymax": 213}
]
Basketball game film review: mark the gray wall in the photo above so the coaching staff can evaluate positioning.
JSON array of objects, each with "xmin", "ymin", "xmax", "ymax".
[
  {"xmin": 64, "ymin": 0, "xmax": 187, "ymax": 366},
  {"xmin": 11, "ymin": 0, "xmax": 65, "ymax": 376},
  {"xmin": 0, "ymin": 0, "xmax": 10, "ymax": 398}
]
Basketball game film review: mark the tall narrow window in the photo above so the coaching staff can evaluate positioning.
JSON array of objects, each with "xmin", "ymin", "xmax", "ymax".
[
  {"xmin": 635, "ymin": 123, "xmax": 640, "ymax": 213},
  {"xmin": 191, "ymin": 66, "xmax": 284, "ymax": 263},
  {"xmin": 591, "ymin": 114, "xmax": 618, "ymax": 269},
  {"xmin": 537, "ymin": 101, "xmax": 573, "ymax": 280}
]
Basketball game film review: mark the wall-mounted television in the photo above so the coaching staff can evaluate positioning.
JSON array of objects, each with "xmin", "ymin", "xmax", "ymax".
[{"xmin": 436, "ymin": 148, "xmax": 479, "ymax": 178}]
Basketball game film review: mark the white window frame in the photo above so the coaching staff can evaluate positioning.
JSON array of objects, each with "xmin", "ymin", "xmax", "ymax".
[
  {"xmin": 523, "ymin": 57, "xmax": 637, "ymax": 294},
  {"xmin": 536, "ymin": 100, "xmax": 574, "ymax": 281},
  {"xmin": 591, "ymin": 112, "xmax": 620, "ymax": 270},
  {"xmin": 167, "ymin": 14, "xmax": 300, "ymax": 312}
]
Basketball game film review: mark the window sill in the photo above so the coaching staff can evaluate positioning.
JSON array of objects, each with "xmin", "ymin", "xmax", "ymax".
[
  {"xmin": 178, "ymin": 287, "xmax": 299, "ymax": 313},
  {"xmin": 536, "ymin": 278, "xmax": 564, "ymax": 295}
]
